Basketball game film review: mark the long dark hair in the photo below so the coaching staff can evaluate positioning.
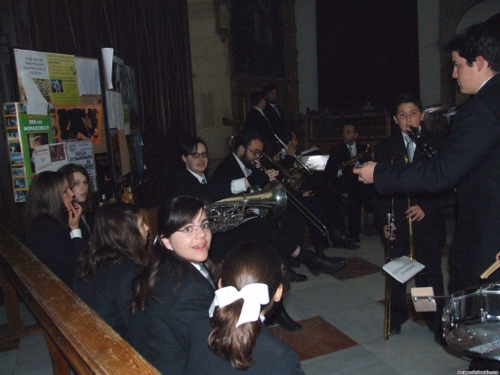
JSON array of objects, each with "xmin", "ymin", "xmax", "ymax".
[
  {"xmin": 76, "ymin": 203, "xmax": 149, "ymax": 281},
  {"xmin": 25, "ymin": 171, "xmax": 69, "ymax": 229},
  {"xmin": 58, "ymin": 163, "xmax": 96, "ymax": 214},
  {"xmin": 208, "ymin": 243, "xmax": 285, "ymax": 370},
  {"xmin": 131, "ymin": 195, "xmax": 208, "ymax": 312}
]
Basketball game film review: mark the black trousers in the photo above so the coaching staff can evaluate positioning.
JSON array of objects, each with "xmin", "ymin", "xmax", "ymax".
[{"xmin": 209, "ymin": 216, "xmax": 301, "ymax": 262}]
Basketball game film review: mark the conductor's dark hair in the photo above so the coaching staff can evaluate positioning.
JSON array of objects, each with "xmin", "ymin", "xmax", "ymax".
[
  {"xmin": 208, "ymin": 243, "xmax": 285, "ymax": 370},
  {"xmin": 447, "ymin": 22, "xmax": 500, "ymax": 72}
]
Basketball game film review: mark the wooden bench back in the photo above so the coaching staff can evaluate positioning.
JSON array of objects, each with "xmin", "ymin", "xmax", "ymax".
[{"xmin": 0, "ymin": 224, "xmax": 160, "ymax": 375}]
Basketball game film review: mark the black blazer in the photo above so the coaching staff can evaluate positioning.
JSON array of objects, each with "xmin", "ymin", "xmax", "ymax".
[
  {"xmin": 173, "ymin": 168, "xmax": 231, "ymax": 202},
  {"xmin": 374, "ymin": 74, "xmax": 500, "ymax": 283},
  {"xmin": 73, "ymin": 260, "xmax": 140, "ymax": 339},
  {"xmin": 244, "ymin": 107, "xmax": 275, "ymax": 144},
  {"xmin": 183, "ymin": 324, "xmax": 305, "ymax": 375},
  {"xmin": 127, "ymin": 260, "xmax": 215, "ymax": 375},
  {"xmin": 212, "ymin": 153, "xmax": 268, "ymax": 189},
  {"xmin": 264, "ymin": 102, "xmax": 287, "ymax": 133},
  {"xmin": 25, "ymin": 215, "xmax": 86, "ymax": 288}
]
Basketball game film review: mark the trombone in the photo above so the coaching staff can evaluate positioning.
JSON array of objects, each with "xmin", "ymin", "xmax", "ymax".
[
  {"xmin": 384, "ymin": 153, "xmax": 416, "ymax": 340},
  {"xmin": 255, "ymin": 152, "xmax": 331, "ymax": 240}
]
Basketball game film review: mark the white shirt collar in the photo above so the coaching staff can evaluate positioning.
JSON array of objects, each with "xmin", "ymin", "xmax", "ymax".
[
  {"xmin": 233, "ymin": 153, "xmax": 251, "ymax": 177},
  {"xmin": 186, "ymin": 168, "xmax": 206, "ymax": 183},
  {"xmin": 477, "ymin": 75, "xmax": 495, "ymax": 92}
]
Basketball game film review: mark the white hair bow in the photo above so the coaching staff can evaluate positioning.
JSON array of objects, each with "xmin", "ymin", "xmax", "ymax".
[{"xmin": 209, "ymin": 283, "xmax": 270, "ymax": 327}]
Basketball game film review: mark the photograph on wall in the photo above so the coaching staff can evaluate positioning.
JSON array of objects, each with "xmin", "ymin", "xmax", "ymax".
[
  {"xmin": 9, "ymin": 142, "xmax": 21, "ymax": 153},
  {"xmin": 3, "ymin": 102, "xmax": 53, "ymax": 201},
  {"xmin": 13, "ymin": 178, "xmax": 27, "ymax": 189},
  {"xmin": 7, "ymin": 129, "xmax": 19, "ymax": 140},
  {"xmin": 55, "ymin": 104, "xmax": 103, "ymax": 146},
  {"xmin": 12, "ymin": 166, "xmax": 25, "ymax": 177}
]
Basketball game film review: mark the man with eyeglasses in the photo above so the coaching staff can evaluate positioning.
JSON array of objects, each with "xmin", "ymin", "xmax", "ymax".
[
  {"xmin": 173, "ymin": 136, "xmax": 232, "ymax": 202},
  {"xmin": 212, "ymin": 129, "xmax": 346, "ymax": 277},
  {"xmin": 174, "ymin": 133, "xmax": 305, "ymax": 331}
]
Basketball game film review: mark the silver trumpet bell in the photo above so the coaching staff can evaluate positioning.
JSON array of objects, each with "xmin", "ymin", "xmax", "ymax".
[{"xmin": 205, "ymin": 180, "xmax": 287, "ymax": 232}]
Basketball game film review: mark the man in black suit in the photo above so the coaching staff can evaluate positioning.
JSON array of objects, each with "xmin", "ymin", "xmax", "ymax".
[
  {"xmin": 373, "ymin": 94, "xmax": 448, "ymax": 340},
  {"xmin": 324, "ymin": 124, "xmax": 374, "ymax": 242},
  {"xmin": 354, "ymin": 22, "xmax": 500, "ymax": 293},
  {"xmin": 173, "ymin": 137, "xmax": 231, "ymax": 202},
  {"xmin": 244, "ymin": 91, "xmax": 276, "ymax": 146},
  {"xmin": 173, "ymin": 135, "xmax": 342, "ymax": 332},
  {"xmin": 211, "ymin": 128, "xmax": 346, "ymax": 276},
  {"xmin": 263, "ymin": 83, "xmax": 288, "ymax": 134}
]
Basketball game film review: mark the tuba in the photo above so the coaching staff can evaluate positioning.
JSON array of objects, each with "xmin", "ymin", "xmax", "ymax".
[{"xmin": 205, "ymin": 180, "xmax": 287, "ymax": 233}]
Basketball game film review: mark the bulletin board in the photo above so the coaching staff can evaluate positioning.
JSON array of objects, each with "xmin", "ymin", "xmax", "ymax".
[{"xmin": 8, "ymin": 47, "xmax": 145, "ymax": 204}]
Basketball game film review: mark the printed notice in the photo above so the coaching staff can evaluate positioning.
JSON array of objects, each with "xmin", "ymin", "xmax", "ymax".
[
  {"xmin": 383, "ymin": 256, "xmax": 425, "ymax": 284},
  {"xmin": 47, "ymin": 53, "xmax": 80, "ymax": 105}
]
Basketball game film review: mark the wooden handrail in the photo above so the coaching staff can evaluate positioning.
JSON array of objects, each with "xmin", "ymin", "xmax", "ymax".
[{"xmin": 0, "ymin": 224, "xmax": 160, "ymax": 375}]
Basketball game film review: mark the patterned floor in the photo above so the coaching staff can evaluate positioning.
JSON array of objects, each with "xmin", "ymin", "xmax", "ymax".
[
  {"xmin": 0, "ymin": 224, "xmax": 480, "ymax": 375},
  {"xmin": 266, "ymin": 225, "xmax": 475, "ymax": 375}
]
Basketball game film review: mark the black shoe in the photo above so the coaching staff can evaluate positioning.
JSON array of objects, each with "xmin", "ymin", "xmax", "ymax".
[
  {"xmin": 297, "ymin": 250, "xmax": 346, "ymax": 276},
  {"xmin": 271, "ymin": 302, "xmax": 302, "ymax": 331},
  {"xmin": 287, "ymin": 267, "xmax": 308, "ymax": 283}
]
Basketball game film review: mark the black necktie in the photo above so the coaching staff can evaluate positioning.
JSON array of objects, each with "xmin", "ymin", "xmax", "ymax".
[{"xmin": 199, "ymin": 263, "xmax": 215, "ymax": 288}]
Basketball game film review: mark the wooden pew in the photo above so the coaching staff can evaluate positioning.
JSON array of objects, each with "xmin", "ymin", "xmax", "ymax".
[{"xmin": 0, "ymin": 224, "xmax": 160, "ymax": 375}]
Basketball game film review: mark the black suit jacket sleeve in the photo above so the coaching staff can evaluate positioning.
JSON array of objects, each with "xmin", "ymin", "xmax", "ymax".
[
  {"xmin": 25, "ymin": 215, "xmax": 85, "ymax": 288},
  {"xmin": 173, "ymin": 168, "xmax": 231, "ymax": 202},
  {"xmin": 374, "ymin": 75, "xmax": 500, "ymax": 198},
  {"xmin": 213, "ymin": 154, "xmax": 270, "ymax": 191}
]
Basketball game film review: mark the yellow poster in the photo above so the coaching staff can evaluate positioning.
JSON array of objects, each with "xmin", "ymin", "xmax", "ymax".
[{"xmin": 47, "ymin": 53, "xmax": 80, "ymax": 105}]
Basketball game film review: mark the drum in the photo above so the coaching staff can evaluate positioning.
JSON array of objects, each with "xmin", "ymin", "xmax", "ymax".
[{"xmin": 444, "ymin": 283, "xmax": 500, "ymax": 360}]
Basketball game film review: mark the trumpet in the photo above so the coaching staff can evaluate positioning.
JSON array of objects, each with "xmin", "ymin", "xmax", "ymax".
[
  {"xmin": 384, "ymin": 153, "xmax": 416, "ymax": 340},
  {"xmin": 258, "ymin": 150, "xmax": 308, "ymax": 192},
  {"xmin": 335, "ymin": 142, "xmax": 371, "ymax": 170}
]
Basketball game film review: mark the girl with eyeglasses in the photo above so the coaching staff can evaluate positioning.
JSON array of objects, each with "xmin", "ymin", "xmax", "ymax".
[{"xmin": 127, "ymin": 195, "xmax": 216, "ymax": 375}]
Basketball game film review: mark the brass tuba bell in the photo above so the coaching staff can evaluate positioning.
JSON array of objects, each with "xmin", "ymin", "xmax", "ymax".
[{"xmin": 205, "ymin": 180, "xmax": 287, "ymax": 233}]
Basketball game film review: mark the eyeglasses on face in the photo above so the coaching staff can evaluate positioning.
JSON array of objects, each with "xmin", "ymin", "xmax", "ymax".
[
  {"xmin": 245, "ymin": 147, "xmax": 262, "ymax": 158},
  {"xmin": 176, "ymin": 222, "xmax": 211, "ymax": 234},
  {"xmin": 189, "ymin": 152, "xmax": 209, "ymax": 159}
]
